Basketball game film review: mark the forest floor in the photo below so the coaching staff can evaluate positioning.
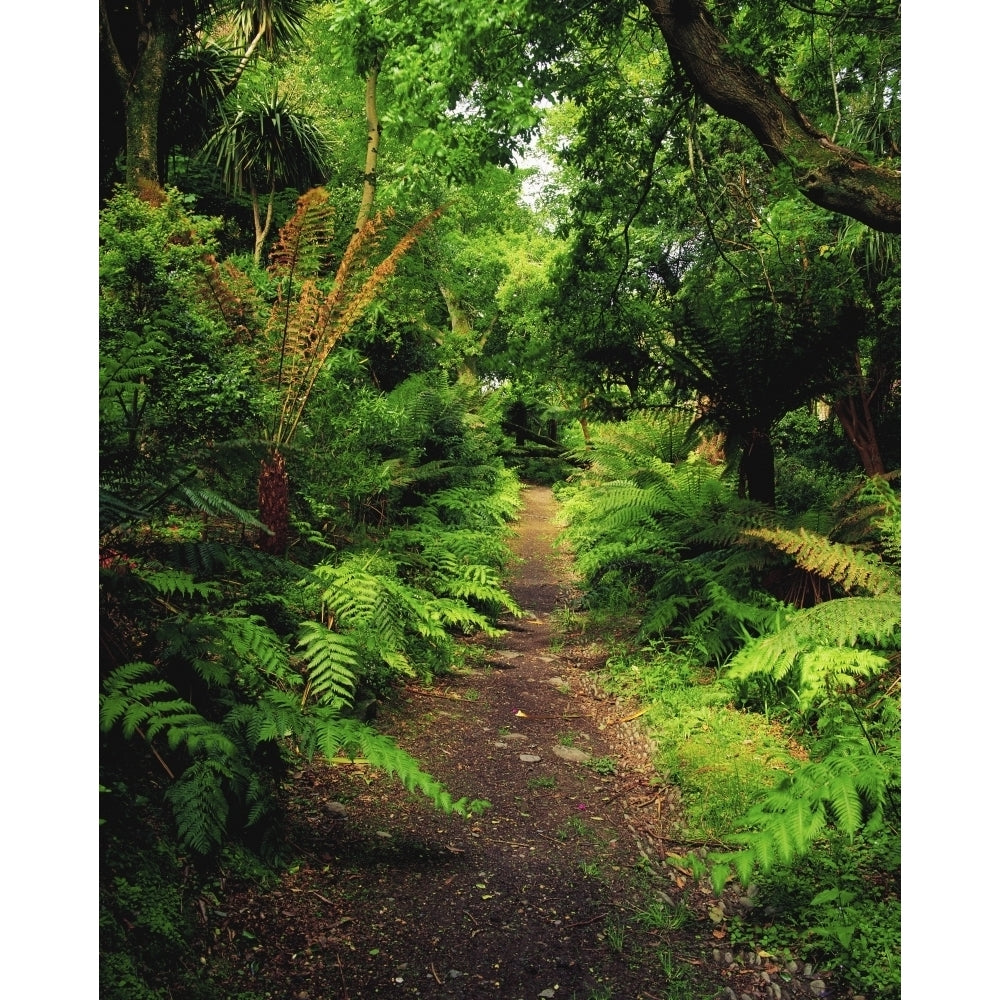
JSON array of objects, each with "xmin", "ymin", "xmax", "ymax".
[{"xmin": 206, "ymin": 486, "xmax": 853, "ymax": 1000}]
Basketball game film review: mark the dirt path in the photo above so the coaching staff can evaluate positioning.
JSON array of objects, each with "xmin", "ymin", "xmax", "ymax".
[{"xmin": 210, "ymin": 487, "xmax": 844, "ymax": 1000}]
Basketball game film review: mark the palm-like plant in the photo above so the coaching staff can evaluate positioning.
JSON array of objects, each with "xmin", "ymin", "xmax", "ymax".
[{"xmin": 201, "ymin": 89, "xmax": 333, "ymax": 263}]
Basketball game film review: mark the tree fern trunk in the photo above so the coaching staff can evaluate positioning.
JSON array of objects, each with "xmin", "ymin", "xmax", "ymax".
[
  {"xmin": 258, "ymin": 450, "xmax": 290, "ymax": 554},
  {"xmin": 738, "ymin": 429, "xmax": 775, "ymax": 506}
]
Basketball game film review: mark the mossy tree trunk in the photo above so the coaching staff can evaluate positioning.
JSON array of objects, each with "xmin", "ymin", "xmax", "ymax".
[{"xmin": 101, "ymin": 0, "xmax": 182, "ymax": 195}]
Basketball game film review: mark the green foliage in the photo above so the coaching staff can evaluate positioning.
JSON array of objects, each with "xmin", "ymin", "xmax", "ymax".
[
  {"xmin": 560, "ymin": 413, "xmax": 786, "ymax": 660},
  {"xmin": 297, "ymin": 620, "xmax": 358, "ymax": 710},
  {"xmin": 100, "ymin": 187, "xmax": 262, "ymax": 485},
  {"xmin": 729, "ymin": 836, "xmax": 900, "ymax": 999}
]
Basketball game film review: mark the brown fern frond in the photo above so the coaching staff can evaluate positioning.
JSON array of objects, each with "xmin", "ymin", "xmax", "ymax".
[
  {"xmin": 267, "ymin": 187, "xmax": 335, "ymax": 282},
  {"xmin": 198, "ymin": 254, "xmax": 261, "ymax": 344},
  {"xmin": 284, "ymin": 205, "xmax": 447, "ymax": 439}
]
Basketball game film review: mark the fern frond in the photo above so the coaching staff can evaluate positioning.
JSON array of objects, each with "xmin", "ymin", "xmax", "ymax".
[
  {"xmin": 141, "ymin": 569, "xmax": 220, "ymax": 601},
  {"xmin": 714, "ymin": 730, "xmax": 899, "ymax": 885},
  {"xmin": 743, "ymin": 526, "xmax": 899, "ymax": 596},
  {"xmin": 297, "ymin": 621, "xmax": 357, "ymax": 710},
  {"xmin": 221, "ymin": 615, "xmax": 295, "ymax": 686},
  {"xmin": 267, "ymin": 186, "xmax": 335, "ymax": 281},
  {"xmin": 309, "ymin": 715, "xmax": 490, "ymax": 817},
  {"xmin": 165, "ymin": 758, "xmax": 231, "ymax": 854},
  {"xmin": 172, "ymin": 483, "xmax": 266, "ymax": 528}
]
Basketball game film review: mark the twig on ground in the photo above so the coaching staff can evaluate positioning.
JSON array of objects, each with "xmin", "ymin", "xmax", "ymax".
[
  {"xmin": 565, "ymin": 911, "xmax": 610, "ymax": 928},
  {"xmin": 405, "ymin": 686, "xmax": 464, "ymax": 701}
]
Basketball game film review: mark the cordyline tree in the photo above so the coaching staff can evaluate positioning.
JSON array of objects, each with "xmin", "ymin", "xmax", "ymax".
[{"xmin": 205, "ymin": 187, "xmax": 444, "ymax": 553}]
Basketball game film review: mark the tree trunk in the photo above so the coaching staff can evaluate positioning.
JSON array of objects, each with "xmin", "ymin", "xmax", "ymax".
[
  {"xmin": 833, "ymin": 394, "xmax": 886, "ymax": 478},
  {"xmin": 639, "ymin": 0, "xmax": 900, "ymax": 233},
  {"xmin": 738, "ymin": 428, "xmax": 775, "ymax": 506},
  {"xmin": 251, "ymin": 180, "xmax": 277, "ymax": 266},
  {"xmin": 353, "ymin": 62, "xmax": 382, "ymax": 235},
  {"xmin": 101, "ymin": 0, "xmax": 181, "ymax": 194},
  {"xmin": 440, "ymin": 285, "xmax": 490, "ymax": 385},
  {"xmin": 831, "ymin": 351, "xmax": 888, "ymax": 477}
]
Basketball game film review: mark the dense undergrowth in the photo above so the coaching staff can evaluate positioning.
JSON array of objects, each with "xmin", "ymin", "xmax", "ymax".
[
  {"xmin": 100, "ymin": 188, "xmax": 900, "ymax": 1000},
  {"xmin": 99, "ymin": 188, "xmax": 523, "ymax": 998},
  {"xmin": 555, "ymin": 411, "xmax": 901, "ymax": 1000}
]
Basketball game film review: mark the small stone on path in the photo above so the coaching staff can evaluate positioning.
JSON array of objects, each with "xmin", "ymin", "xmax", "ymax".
[
  {"xmin": 552, "ymin": 745, "xmax": 591, "ymax": 762},
  {"xmin": 519, "ymin": 754, "xmax": 542, "ymax": 763}
]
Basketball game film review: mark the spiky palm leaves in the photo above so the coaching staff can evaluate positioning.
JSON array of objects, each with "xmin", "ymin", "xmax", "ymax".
[{"xmin": 201, "ymin": 90, "xmax": 333, "ymax": 263}]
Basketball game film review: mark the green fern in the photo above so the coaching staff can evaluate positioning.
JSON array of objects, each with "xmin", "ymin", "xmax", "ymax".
[
  {"xmin": 727, "ymin": 596, "xmax": 900, "ymax": 707},
  {"xmin": 164, "ymin": 759, "xmax": 231, "ymax": 855},
  {"xmin": 708, "ymin": 738, "xmax": 899, "ymax": 893},
  {"xmin": 304, "ymin": 715, "xmax": 490, "ymax": 817},
  {"xmin": 740, "ymin": 526, "xmax": 899, "ymax": 596},
  {"xmin": 101, "ymin": 662, "xmax": 236, "ymax": 758},
  {"xmin": 296, "ymin": 621, "xmax": 358, "ymax": 710},
  {"xmin": 142, "ymin": 569, "xmax": 220, "ymax": 601}
]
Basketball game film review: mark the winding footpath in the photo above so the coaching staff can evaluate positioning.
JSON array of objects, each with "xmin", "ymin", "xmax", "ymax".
[{"xmin": 212, "ymin": 485, "xmax": 852, "ymax": 1000}]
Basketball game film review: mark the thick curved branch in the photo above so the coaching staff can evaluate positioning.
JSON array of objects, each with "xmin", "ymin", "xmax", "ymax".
[
  {"xmin": 99, "ymin": 0, "xmax": 130, "ymax": 93},
  {"xmin": 641, "ymin": 0, "xmax": 900, "ymax": 232}
]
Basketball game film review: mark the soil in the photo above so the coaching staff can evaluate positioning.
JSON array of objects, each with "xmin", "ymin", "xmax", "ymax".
[{"xmin": 206, "ymin": 486, "xmax": 851, "ymax": 1000}]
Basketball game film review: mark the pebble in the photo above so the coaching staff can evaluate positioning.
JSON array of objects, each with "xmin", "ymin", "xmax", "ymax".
[
  {"xmin": 324, "ymin": 801, "xmax": 348, "ymax": 819},
  {"xmin": 809, "ymin": 980, "xmax": 826, "ymax": 996},
  {"xmin": 552, "ymin": 745, "xmax": 591, "ymax": 762},
  {"xmin": 519, "ymin": 754, "xmax": 542, "ymax": 763}
]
